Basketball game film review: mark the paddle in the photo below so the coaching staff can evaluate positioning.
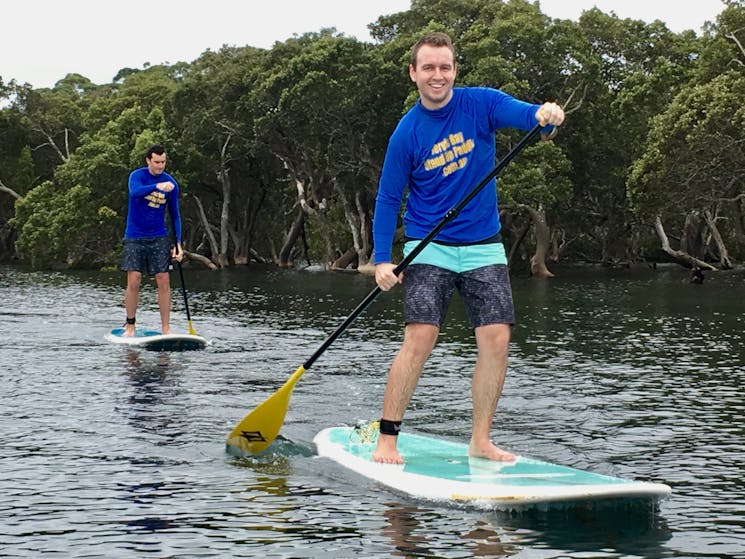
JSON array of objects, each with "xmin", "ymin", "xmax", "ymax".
[
  {"xmin": 176, "ymin": 259, "xmax": 198, "ymax": 336},
  {"xmin": 226, "ymin": 123, "xmax": 545, "ymax": 455}
]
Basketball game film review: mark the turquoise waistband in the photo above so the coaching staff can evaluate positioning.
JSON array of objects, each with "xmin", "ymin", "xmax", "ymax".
[{"xmin": 403, "ymin": 240, "xmax": 507, "ymax": 273}]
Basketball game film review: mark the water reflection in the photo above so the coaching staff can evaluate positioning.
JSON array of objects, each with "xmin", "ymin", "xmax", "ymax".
[
  {"xmin": 378, "ymin": 500, "xmax": 672, "ymax": 558},
  {"xmin": 125, "ymin": 348, "xmax": 173, "ymax": 387},
  {"xmin": 123, "ymin": 516, "xmax": 177, "ymax": 532},
  {"xmin": 382, "ymin": 504, "xmax": 443, "ymax": 557},
  {"xmin": 119, "ymin": 348, "xmax": 188, "ymax": 447},
  {"xmin": 490, "ymin": 500, "xmax": 672, "ymax": 557},
  {"xmin": 383, "ymin": 504, "xmax": 517, "ymax": 558}
]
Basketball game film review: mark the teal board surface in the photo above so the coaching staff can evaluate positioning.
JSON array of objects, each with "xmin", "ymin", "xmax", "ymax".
[
  {"xmin": 105, "ymin": 328, "xmax": 207, "ymax": 351},
  {"xmin": 314, "ymin": 426, "xmax": 671, "ymax": 506}
]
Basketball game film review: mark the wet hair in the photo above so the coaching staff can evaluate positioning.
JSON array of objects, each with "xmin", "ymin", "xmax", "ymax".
[
  {"xmin": 145, "ymin": 145, "xmax": 166, "ymax": 160},
  {"xmin": 410, "ymin": 32, "xmax": 456, "ymax": 68}
]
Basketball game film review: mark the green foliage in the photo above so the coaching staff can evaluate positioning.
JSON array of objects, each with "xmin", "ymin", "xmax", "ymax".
[
  {"xmin": 12, "ymin": 181, "xmax": 121, "ymax": 268},
  {"xmin": 628, "ymin": 71, "xmax": 745, "ymax": 220},
  {"xmin": 697, "ymin": 3, "xmax": 745, "ymax": 81},
  {"xmin": 55, "ymin": 105, "xmax": 170, "ymax": 214},
  {"xmin": 11, "ymin": 146, "xmax": 35, "ymax": 191},
  {"xmin": 250, "ymin": 31, "xmax": 408, "ymax": 261},
  {"xmin": 499, "ymin": 141, "xmax": 572, "ymax": 209},
  {"xmin": 1, "ymin": 0, "xmax": 741, "ymax": 268},
  {"xmin": 0, "ymin": 103, "xmax": 35, "ymax": 255},
  {"xmin": 52, "ymin": 73, "xmax": 99, "ymax": 95},
  {"xmin": 458, "ymin": 0, "xmax": 555, "ymax": 97}
]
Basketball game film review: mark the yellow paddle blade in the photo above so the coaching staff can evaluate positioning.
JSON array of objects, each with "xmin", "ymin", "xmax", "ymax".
[
  {"xmin": 225, "ymin": 365, "xmax": 306, "ymax": 454},
  {"xmin": 187, "ymin": 320, "xmax": 197, "ymax": 336}
]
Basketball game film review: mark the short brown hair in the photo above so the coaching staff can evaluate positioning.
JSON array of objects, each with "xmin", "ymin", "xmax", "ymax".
[
  {"xmin": 410, "ymin": 32, "xmax": 456, "ymax": 68},
  {"xmin": 146, "ymin": 145, "xmax": 166, "ymax": 159}
]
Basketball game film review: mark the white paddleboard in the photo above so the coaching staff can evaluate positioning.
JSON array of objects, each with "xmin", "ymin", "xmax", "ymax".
[
  {"xmin": 314, "ymin": 425, "xmax": 671, "ymax": 507},
  {"xmin": 105, "ymin": 327, "xmax": 207, "ymax": 351}
]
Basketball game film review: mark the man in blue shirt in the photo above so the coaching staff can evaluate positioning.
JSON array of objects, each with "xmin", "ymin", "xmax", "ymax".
[
  {"xmin": 121, "ymin": 145, "xmax": 183, "ymax": 336},
  {"xmin": 372, "ymin": 32, "xmax": 564, "ymax": 464}
]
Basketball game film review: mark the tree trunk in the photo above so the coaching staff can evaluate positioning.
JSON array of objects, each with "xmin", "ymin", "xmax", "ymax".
[
  {"xmin": 232, "ymin": 188, "xmax": 266, "ymax": 266},
  {"xmin": 215, "ymin": 134, "xmax": 232, "ymax": 269},
  {"xmin": 184, "ymin": 250, "xmax": 219, "ymax": 270},
  {"xmin": 301, "ymin": 223, "xmax": 312, "ymax": 267},
  {"xmin": 0, "ymin": 179, "xmax": 22, "ymax": 200},
  {"xmin": 278, "ymin": 207, "xmax": 305, "ymax": 267},
  {"xmin": 549, "ymin": 228, "xmax": 571, "ymax": 263},
  {"xmin": 32, "ymin": 123, "xmax": 71, "ymax": 164},
  {"xmin": 703, "ymin": 210, "xmax": 732, "ymax": 269},
  {"xmin": 507, "ymin": 220, "xmax": 530, "ymax": 270},
  {"xmin": 680, "ymin": 211, "xmax": 706, "ymax": 259},
  {"xmin": 334, "ymin": 179, "xmax": 371, "ymax": 269},
  {"xmin": 331, "ymin": 247, "xmax": 358, "ymax": 270},
  {"xmin": 289, "ymin": 170, "xmax": 336, "ymax": 265},
  {"xmin": 521, "ymin": 205, "xmax": 554, "ymax": 278},
  {"xmin": 216, "ymin": 166, "xmax": 231, "ymax": 268},
  {"xmin": 653, "ymin": 215, "xmax": 716, "ymax": 270},
  {"xmin": 192, "ymin": 194, "xmax": 226, "ymax": 268},
  {"xmin": 355, "ymin": 190, "xmax": 372, "ymax": 266},
  {"xmin": 249, "ymin": 248, "xmax": 267, "ymax": 264},
  {"xmin": 734, "ymin": 197, "xmax": 745, "ymax": 247}
]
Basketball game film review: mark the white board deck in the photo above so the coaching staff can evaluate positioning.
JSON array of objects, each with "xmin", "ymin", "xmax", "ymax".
[
  {"xmin": 105, "ymin": 328, "xmax": 207, "ymax": 351},
  {"xmin": 314, "ymin": 426, "xmax": 671, "ymax": 507}
]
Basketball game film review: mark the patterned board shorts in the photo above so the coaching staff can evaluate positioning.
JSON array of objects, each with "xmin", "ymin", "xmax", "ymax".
[
  {"xmin": 402, "ymin": 263, "xmax": 515, "ymax": 328},
  {"xmin": 121, "ymin": 237, "xmax": 172, "ymax": 276}
]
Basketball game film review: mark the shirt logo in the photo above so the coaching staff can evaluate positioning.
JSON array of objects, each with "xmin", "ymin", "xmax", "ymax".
[
  {"xmin": 424, "ymin": 131, "xmax": 475, "ymax": 177},
  {"xmin": 145, "ymin": 191, "xmax": 166, "ymax": 209}
]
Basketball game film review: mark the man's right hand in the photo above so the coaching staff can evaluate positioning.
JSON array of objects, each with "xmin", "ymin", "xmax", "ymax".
[
  {"xmin": 156, "ymin": 181, "xmax": 175, "ymax": 192},
  {"xmin": 535, "ymin": 102, "xmax": 564, "ymax": 127},
  {"xmin": 375, "ymin": 262, "xmax": 402, "ymax": 291}
]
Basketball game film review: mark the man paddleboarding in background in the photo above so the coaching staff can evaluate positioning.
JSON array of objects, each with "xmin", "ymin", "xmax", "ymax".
[
  {"xmin": 121, "ymin": 144, "xmax": 183, "ymax": 336},
  {"xmin": 371, "ymin": 32, "xmax": 564, "ymax": 464}
]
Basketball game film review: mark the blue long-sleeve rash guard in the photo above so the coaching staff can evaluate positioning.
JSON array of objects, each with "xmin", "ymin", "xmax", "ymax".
[
  {"xmin": 372, "ymin": 87, "xmax": 544, "ymax": 264},
  {"xmin": 124, "ymin": 167, "xmax": 182, "ymax": 242}
]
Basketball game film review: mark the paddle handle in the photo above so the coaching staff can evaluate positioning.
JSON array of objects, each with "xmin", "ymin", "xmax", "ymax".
[{"xmin": 302, "ymin": 124, "xmax": 543, "ymax": 370}]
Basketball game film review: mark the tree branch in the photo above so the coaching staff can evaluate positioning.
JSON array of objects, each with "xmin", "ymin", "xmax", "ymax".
[{"xmin": 0, "ymin": 178, "xmax": 22, "ymax": 200}]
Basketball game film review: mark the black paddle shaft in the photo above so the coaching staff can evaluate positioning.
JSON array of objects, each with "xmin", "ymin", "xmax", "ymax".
[
  {"xmin": 167, "ymin": 217, "xmax": 193, "ymax": 325},
  {"xmin": 176, "ymin": 260, "xmax": 193, "ymax": 323},
  {"xmin": 302, "ymin": 124, "xmax": 544, "ymax": 370}
]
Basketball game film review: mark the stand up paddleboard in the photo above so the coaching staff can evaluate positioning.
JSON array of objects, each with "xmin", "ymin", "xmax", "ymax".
[
  {"xmin": 105, "ymin": 328, "xmax": 207, "ymax": 351},
  {"xmin": 314, "ymin": 425, "xmax": 671, "ymax": 507}
]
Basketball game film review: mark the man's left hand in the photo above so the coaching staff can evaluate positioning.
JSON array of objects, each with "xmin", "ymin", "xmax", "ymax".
[{"xmin": 172, "ymin": 243, "xmax": 184, "ymax": 262}]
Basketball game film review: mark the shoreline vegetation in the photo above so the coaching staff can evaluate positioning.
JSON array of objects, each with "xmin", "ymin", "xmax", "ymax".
[{"xmin": 2, "ymin": 1, "xmax": 745, "ymax": 278}]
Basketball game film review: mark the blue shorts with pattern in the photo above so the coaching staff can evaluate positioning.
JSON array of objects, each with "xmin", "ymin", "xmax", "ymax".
[
  {"xmin": 402, "ymin": 242, "xmax": 514, "ymax": 328},
  {"xmin": 121, "ymin": 237, "xmax": 172, "ymax": 276}
]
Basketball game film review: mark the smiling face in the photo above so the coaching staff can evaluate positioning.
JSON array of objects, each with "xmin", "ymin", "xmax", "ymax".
[{"xmin": 409, "ymin": 44, "xmax": 457, "ymax": 110}]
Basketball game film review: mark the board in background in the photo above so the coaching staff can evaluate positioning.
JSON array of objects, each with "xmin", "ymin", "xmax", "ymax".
[{"xmin": 104, "ymin": 327, "xmax": 207, "ymax": 351}]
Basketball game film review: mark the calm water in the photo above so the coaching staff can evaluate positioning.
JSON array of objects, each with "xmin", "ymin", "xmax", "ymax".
[{"xmin": 1, "ymin": 263, "xmax": 743, "ymax": 558}]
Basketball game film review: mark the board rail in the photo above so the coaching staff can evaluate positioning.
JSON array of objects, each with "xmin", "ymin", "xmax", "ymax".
[
  {"xmin": 314, "ymin": 426, "xmax": 671, "ymax": 507},
  {"xmin": 104, "ymin": 328, "xmax": 208, "ymax": 351}
]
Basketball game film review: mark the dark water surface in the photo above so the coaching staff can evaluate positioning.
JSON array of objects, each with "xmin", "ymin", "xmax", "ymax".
[{"xmin": 1, "ymin": 264, "xmax": 743, "ymax": 558}]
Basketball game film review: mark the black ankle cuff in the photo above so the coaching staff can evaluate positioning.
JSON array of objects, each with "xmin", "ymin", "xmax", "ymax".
[
  {"xmin": 126, "ymin": 316, "xmax": 136, "ymax": 325},
  {"xmin": 379, "ymin": 419, "xmax": 402, "ymax": 436}
]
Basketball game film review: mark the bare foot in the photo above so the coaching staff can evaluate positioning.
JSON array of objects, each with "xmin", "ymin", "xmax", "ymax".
[
  {"xmin": 469, "ymin": 439, "xmax": 516, "ymax": 462},
  {"xmin": 372, "ymin": 433, "xmax": 404, "ymax": 464},
  {"xmin": 124, "ymin": 324, "xmax": 136, "ymax": 337},
  {"xmin": 161, "ymin": 327, "xmax": 172, "ymax": 335}
]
